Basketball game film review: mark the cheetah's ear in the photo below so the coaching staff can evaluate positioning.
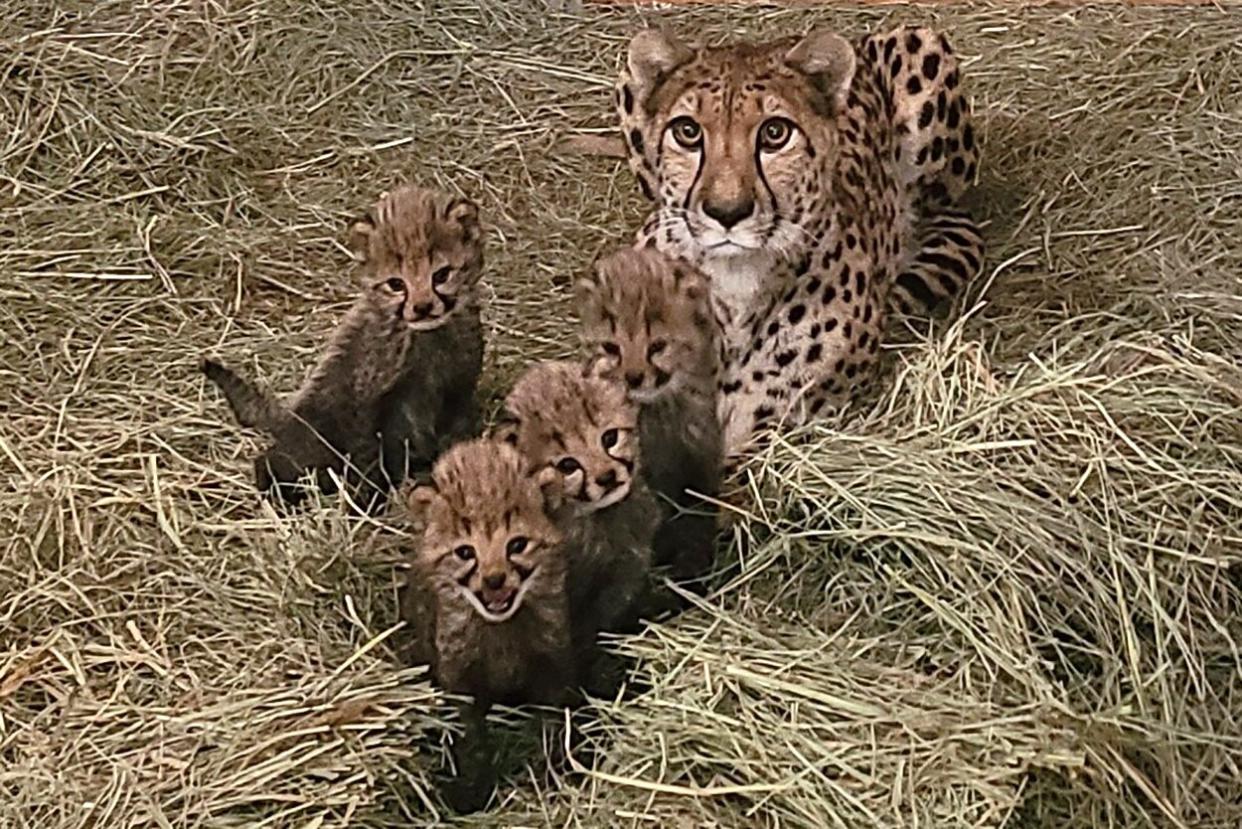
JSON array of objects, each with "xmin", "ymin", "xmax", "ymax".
[
  {"xmin": 492, "ymin": 414, "xmax": 521, "ymax": 447},
  {"xmin": 535, "ymin": 465, "xmax": 565, "ymax": 514},
  {"xmin": 348, "ymin": 214, "xmax": 376, "ymax": 262},
  {"xmin": 574, "ymin": 259, "xmax": 606, "ymax": 314},
  {"xmin": 401, "ymin": 482, "xmax": 441, "ymax": 532},
  {"xmin": 627, "ymin": 29, "xmax": 692, "ymax": 95},
  {"xmin": 446, "ymin": 197, "xmax": 480, "ymax": 237},
  {"xmin": 785, "ymin": 30, "xmax": 856, "ymax": 114}
]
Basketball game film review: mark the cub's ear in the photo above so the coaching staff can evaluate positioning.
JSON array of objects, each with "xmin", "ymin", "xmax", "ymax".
[
  {"xmin": 401, "ymin": 482, "xmax": 441, "ymax": 531},
  {"xmin": 785, "ymin": 29, "xmax": 856, "ymax": 114},
  {"xmin": 348, "ymin": 214, "xmax": 375, "ymax": 262},
  {"xmin": 491, "ymin": 415, "xmax": 521, "ymax": 447},
  {"xmin": 446, "ymin": 197, "xmax": 481, "ymax": 242},
  {"xmin": 627, "ymin": 28, "xmax": 693, "ymax": 95},
  {"xmin": 574, "ymin": 259, "xmax": 606, "ymax": 313},
  {"xmin": 535, "ymin": 465, "xmax": 565, "ymax": 514}
]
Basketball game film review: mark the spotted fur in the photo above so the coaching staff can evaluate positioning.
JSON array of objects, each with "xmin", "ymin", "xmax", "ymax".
[{"xmin": 614, "ymin": 25, "xmax": 985, "ymax": 455}]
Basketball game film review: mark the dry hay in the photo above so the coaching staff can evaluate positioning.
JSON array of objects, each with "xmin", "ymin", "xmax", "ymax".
[{"xmin": 2, "ymin": 1, "xmax": 1240, "ymax": 827}]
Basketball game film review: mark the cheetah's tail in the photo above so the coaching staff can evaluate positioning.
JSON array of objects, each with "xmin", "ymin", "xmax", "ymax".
[
  {"xmin": 889, "ymin": 207, "xmax": 985, "ymax": 318},
  {"xmin": 201, "ymin": 357, "xmax": 287, "ymax": 435}
]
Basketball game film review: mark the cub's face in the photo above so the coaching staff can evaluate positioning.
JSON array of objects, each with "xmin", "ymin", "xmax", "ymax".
[
  {"xmin": 577, "ymin": 248, "xmax": 717, "ymax": 403},
  {"xmin": 498, "ymin": 361, "xmax": 640, "ymax": 513},
  {"xmin": 619, "ymin": 29, "xmax": 856, "ymax": 262},
  {"xmin": 407, "ymin": 440, "xmax": 563, "ymax": 624},
  {"xmin": 350, "ymin": 185, "xmax": 483, "ymax": 331}
]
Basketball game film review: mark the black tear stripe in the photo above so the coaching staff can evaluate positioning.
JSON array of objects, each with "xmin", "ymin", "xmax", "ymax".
[
  {"xmin": 683, "ymin": 146, "xmax": 704, "ymax": 213},
  {"xmin": 456, "ymin": 561, "xmax": 478, "ymax": 586},
  {"xmin": 753, "ymin": 140, "xmax": 779, "ymax": 245}
]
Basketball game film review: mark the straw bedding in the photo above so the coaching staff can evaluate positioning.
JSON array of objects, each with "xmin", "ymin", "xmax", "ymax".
[{"xmin": 1, "ymin": 1, "xmax": 1239, "ymax": 826}]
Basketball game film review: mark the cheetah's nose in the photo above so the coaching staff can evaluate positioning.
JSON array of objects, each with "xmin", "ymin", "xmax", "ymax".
[
  {"xmin": 595, "ymin": 470, "xmax": 619, "ymax": 491},
  {"xmin": 411, "ymin": 302, "xmax": 434, "ymax": 319},
  {"xmin": 483, "ymin": 573, "xmax": 506, "ymax": 591},
  {"xmin": 702, "ymin": 196, "xmax": 755, "ymax": 230},
  {"xmin": 625, "ymin": 372, "xmax": 643, "ymax": 389}
]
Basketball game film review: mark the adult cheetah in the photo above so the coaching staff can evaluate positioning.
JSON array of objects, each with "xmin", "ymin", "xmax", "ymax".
[{"xmin": 615, "ymin": 25, "xmax": 984, "ymax": 455}]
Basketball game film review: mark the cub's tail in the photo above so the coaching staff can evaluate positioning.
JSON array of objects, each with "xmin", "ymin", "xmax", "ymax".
[{"xmin": 201, "ymin": 357, "xmax": 287, "ymax": 434}]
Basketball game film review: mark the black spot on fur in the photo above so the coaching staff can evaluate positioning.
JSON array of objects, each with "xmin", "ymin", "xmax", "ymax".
[
  {"xmin": 922, "ymin": 53, "xmax": 940, "ymax": 81},
  {"xmin": 855, "ymin": 270, "xmax": 866, "ymax": 292},
  {"xmin": 823, "ymin": 285, "xmax": 837, "ymax": 304},
  {"xmin": 906, "ymin": 76, "xmax": 922, "ymax": 95},
  {"xmin": 621, "ymin": 85, "xmax": 634, "ymax": 114},
  {"xmin": 919, "ymin": 101, "xmax": 934, "ymax": 129},
  {"xmin": 752, "ymin": 371, "xmax": 765, "ymax": 382},
  {"xmin": 722, "ymin": 380, "xmax": 743, "ymax": 394},
  {"xmin": 825, "ymin": 318, "xmax": 839, "ymax": 333},
  {"xmin": 884, "ymin": 37, "xmax": 896, "ymax": 62},
  {"xmin": 890, "ymin": 56, "xmax": 903, "ymax": 77},
  {"xmin": 947, "ymin": 100, "xmax": 961, "ymax": 129},
  {"xmin": 639, "ymin": 178, "xmax": 654, "ymax": 200},
  {"xmin": 628, "ymin": 128, "xmax": 644, "ymax": 154},
  {"xmin": 916, "ymin": 146, "xmax": 928, "ymax": 165},
  {"xmin": 767, "ymin": 321, "xmax": 780, "ymax": 337},
  {"xmin": 951, "ymin": 157, "xmax": 965, "ymax": 176},
  {"xmin": 805, "ymin": 343, "xmax": 823, "ymax": 363},
  {"xmin": 936, "ymin": 91, "xmax": 947, "ymax": 120},
  {"xmin": 906, "ymin": 32, "xmax": 923, "ymax": 53},
  {"xmin": 842, "ymin": 289, "xmax": 852, "ymax": 304},
  {"xmin": 859, "ymin": 331, "xmax": 870, "ymax": 349},
  {"xmin": 945, "ymin": 70, "xmax": 959, "ymax": 90},
  {"xmin": 845, "ymin": 364, "xmax": 857, "ymax": 379},
  {"xmin": 963, "ymin": 124, "xmax": 975, "ymax": 151},
  {"xmin": 755, "ymin": 406, "xmax": 775, "ymax": 422},
  {"xmin": 843, "ymin": 322, "xmax": 853, "ymax": 339},
  {"xmin": 805, "ymin": 277, "xmax": 822, "ymax": 295},
  {"xmin": 863, "ymin": 304, "xmax": 873, "ymax": 323},
  {"xmin": 931, "ymin": 136, "xmax": 944, "ymax": 161},
  {"xmin": 788, "ymin": 304, "xmax": 806, "ymax": 324},
  {"xmin": 775, "ymin": 350, "xmax": 798, "ymax": 368}
]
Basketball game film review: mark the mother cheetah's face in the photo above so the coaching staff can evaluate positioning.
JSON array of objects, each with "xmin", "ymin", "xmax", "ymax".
[{"xmin": 619, "ymin": 29, "xmax": 856, "ymax": 261}]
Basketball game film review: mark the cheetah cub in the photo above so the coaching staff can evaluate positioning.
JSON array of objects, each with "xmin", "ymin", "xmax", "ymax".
[
  {"xmin": 577, "ymin": 248, "xmax": 723, "ymax": 586},
  {"xmin": 202, "ymin": 184, "xmax": 484, "ymax": 506},
  {"xmin": 497, "ymin": 361, "xmax": 660, "ymax": 645},
  {"xmin": 398, "ymin": 437, "xmax": 573, "ymax": 811}
]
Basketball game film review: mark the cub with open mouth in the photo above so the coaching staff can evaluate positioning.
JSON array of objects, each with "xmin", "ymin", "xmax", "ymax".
[{"xmin": 398, "ymin": 437, "xmax": 573, "ymax": 811}]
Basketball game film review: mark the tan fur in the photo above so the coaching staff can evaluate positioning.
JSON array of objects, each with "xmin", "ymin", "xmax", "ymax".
[
  {"xmin": 614, "ymin": 26, "xmax": 985, "ymax": 457},
  {"xmin": 498, "ymin": 361, "xmax": 640, "ymax": 512},
  {"xmin": 400, "ymin": 439, "xmax": 572, "ymax": 705}
]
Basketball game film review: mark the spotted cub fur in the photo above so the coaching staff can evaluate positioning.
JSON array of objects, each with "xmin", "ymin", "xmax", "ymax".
[
  {"xmin": 398, "ymin": 437, "xmax": 572, "ymax": 812},
  {"xmin": 498, "ymin": 361, "xmax": 659, "ymax": 641},
  {"xmin": 615, "ymin": 26, "xmax": 984, "ymax": 455},
  {"xmin": 202, "ymin": 185, "xmax": 484, "ymax": 506},
  {"xmin": 577, "ymin": 248, "xmax": 723, "ymax": 585}
]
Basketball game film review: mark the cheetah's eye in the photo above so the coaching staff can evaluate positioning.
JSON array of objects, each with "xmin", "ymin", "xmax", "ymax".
[
  {"xmin": 431, "ymin": 266, "xmax": 452, "ymax": 286},
  {"xmin": 648, "ymin": 340, "xmax": 667, "ymax": 357},
  {"xmin": 382, "ymin": 277, "xmax": 405, "ymax": 293},
  {"xmin": 556, "ymin": 457, "xmax": 582, "ymax": 475},
  {"xmin": 601, "ymin": 428, "xmax": 619, "ymax": 449},
  {"xmin": 759, "ymin": 118, "xmax": 794, "ymax": 151},
  {"xmin": 506, "ymin": 536, "xmax": 528, "ymax": 557},
  {"xmin": 602, "ymin": 342, "xmax": 621, "ymax": 357},
  {"xmin": 453, "ymin": 544, "xmax": 476, "ymax": 562},
  {"xmin": 668, "ymin": 116, "xmax": 702, "ymax": 149}
]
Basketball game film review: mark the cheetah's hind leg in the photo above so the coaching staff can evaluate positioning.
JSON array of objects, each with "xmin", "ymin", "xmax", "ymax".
[{"xmin": 889, "ymin": 207, "xmax": 985, "ymax": 319}]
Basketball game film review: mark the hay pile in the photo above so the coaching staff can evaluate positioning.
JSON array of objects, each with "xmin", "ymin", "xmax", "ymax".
[{"xmin": 2, "ymin": 1, "xmax": 1239, "ymax": 826}]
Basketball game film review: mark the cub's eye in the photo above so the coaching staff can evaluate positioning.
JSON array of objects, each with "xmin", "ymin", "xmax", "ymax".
[
  {"xmin": 759, "ymin": 118, "xmax": 794, "ymax": 151},
  {"xmin": 431, "ymin": 266, "xmax": 452, "ymax": 285},
  {"xmin": 601, "ymin": 342, "xmax": 621, "ymax": 357},
  {"xmin": 506, "ymin": 537, "xmax": 528, "ymax": 557},
  {"xmin": 382, "ymin": 277, "xmax": 405, "ymax": 293},
  {"xmin": 453, "ymin": 544, "xmax": 476, "ymax": 561},
  {"xmin": 668, "ymin": 116, "xmax": 702, "ymax": 149},
  {"xmin": 648, "ymin": 339, "xmax": 667, "ymax": 357},
  {"xmin": 601, "ymin": 428, "xmax": 619, "ymax": 449},
  {"xmin": 556, "ymin": 457, "xmax": 582, "ymax": 475}
]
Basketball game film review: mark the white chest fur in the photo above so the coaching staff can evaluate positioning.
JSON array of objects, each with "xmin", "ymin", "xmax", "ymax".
[{"xmin": 699, "ymin": 249, "xmax": 778, "ymax": 325}]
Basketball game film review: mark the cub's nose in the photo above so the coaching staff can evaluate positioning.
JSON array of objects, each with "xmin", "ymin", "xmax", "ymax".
[
  {"xmin": 483, "ymin": 573, "xmax": 506, "ymax": 591},
  {"xmin": 702, "ymin": 196, "xmax": 755, "ymax": 230},
  {"xmin": 595, "ymin": 470, "xmax": 620, "ymax": 491},
  {"xmin": 625, "ymin": 371, "xmax": 644, "ymax": 389},
  {"xmin": 411, "ymin": 302, "xmax": 434, "ymax": 319}
]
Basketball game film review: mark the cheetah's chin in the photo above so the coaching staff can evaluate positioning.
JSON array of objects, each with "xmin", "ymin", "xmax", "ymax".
[
  {"xmin": 458, "ymin": 577, "xmax": 534, "ymax": 624},
  {"xmin": 581, "ymin": 483, "xmax": 632, "ymax": 513},
  {"xmin": 404, "ymin": 313, "xmax": 454, "ymax": 333}
]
